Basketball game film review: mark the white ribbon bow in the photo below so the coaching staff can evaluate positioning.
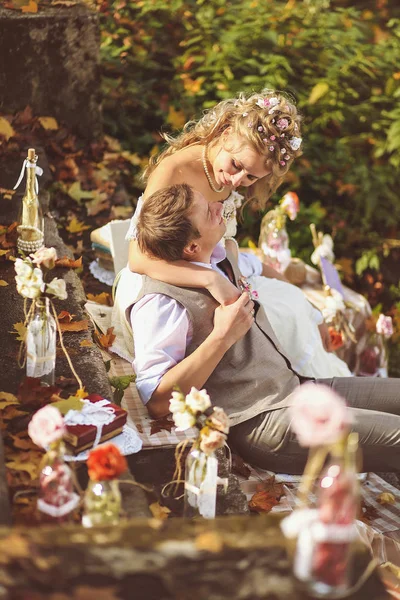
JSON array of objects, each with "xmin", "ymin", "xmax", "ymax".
[
  {"xmin": 64, "ymin": 399, "xmax": 115, "ymax": 448},
  {"xmin": 13, "ymin": 159, "xmax": 44, "ymax": 195}
]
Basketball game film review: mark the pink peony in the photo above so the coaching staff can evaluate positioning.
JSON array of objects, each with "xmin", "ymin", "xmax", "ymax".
[
  {"xmin": 31, "ymin": 247, "xmax": 57, "ymax": 270},
  {"xmin": 280, "ymin": 191, "xmax": 300, "ymax": 220},
  {"xmin": 209, "ymin": 407, "xmax": 230, "ymax": 434},
  {"xmin": 200, "ymin": 429, "xmax": 226, "ymax": 456},
  {"xmin": 288, "ymin": 383, "xmax": 352, "ymax": 447},
  {"xmin": 376, "ymin": 314, "xmax": 393, "ymax": 339},
  {"xmin": 28, "ymin": 405, "xmax": 65, "ymax": 449}
]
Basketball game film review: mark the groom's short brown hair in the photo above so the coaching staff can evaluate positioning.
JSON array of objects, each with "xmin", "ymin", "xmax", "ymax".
[{"xmin": 136, "ymin": 184, "xmax": 200, "ymax": 261}]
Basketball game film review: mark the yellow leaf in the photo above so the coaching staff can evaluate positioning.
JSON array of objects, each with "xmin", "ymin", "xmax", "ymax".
[
  {"xmin": 52, "ymin": 397, "xmax": 84, "ymax": 415},
  {"xmin": 0, "ymin": 280, "xmax": 8, "ymax": 286},
  {"xmin": 86, "ymin": 292, "xmax": 112, "ymax": 306},
  {"xmin": 66, "ymin": 217, "xmax": 90, "ymax": 234},
  {"xmin": 0, "ymin": 250, "xmax": 9, "ymax": 256},
  {"xmin": 308, "ymin": 82, "xmax": 329, "ymax": 105},
  {"xmin": 6, "ymin": 459, "xmax": 39, "ymax": 480},
  {"xmin": 377, "ymin": 492, "xmax": 396, "ymax": 505},
  {"xmin": 75, "ymin": 387, "xmax": 87, "ymax": 399},
  {"xmin": 195, "ymin": 532, "xmax": 223, "ymax": 553},
  {"xmin": 80, "ymin": 339, "xmax": 93, "ymax": 347},
  {"xmin": 67, "ymin": 182, "xmax": 94, "ymax": 204},
  {"xmin": 149, "ymin": 501, "xmax": 171, "ymax": 520},
  {"xmin": 21, "ymin": 0, "xmax": 38, "ymax": 12},
  {"xmin": 10, "ymin": 321, "xmax": 27, "ymax": 342},
  {"xmin": 38, "ymin": 116, "xmax": 59, "ymax": 130},
  {"xmin": 0, "ymin": 117, "xmax": 15, "ymax": 141},
  {"xmin": 167, "ymin": 106, "xmax": 186, "ymax": 129},
  {"xmin": 0, "ymin": 391, "xmax": 19, "ymax": 410}
]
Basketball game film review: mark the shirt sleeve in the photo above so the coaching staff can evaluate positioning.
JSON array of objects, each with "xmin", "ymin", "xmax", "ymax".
[
  {"xmin": 125, "ymin": 196, "xmax": 144, "ymax": 241},
  {"xmin": 130, "ymin": 294, "xmax": 191, "ymax": 404},
  {"xmin": 238, "ymin": 251, "xmax": 263, "ymax": 277}
]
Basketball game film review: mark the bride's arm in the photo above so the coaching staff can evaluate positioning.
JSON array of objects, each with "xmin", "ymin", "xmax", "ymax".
[{"xmin": 129, "ymin": 239, "xmax": 240, "ymax": 305}]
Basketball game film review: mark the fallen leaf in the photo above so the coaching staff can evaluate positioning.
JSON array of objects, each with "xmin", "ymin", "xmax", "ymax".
[
  {"xmin": 0, "ymin": 391, "xmax": 19, "ymax": 410},
  {"xmin": 248, "ymin": 489, "xmax": 279, "ymax": 513},
  {"xmin": 55, "ymin": 256, "xmax": 82, "ymax": 269},
  {"xmin": 38, "ymin": 116, "xmax": 59, "ymax": 130},
  {"xmin": 6, "ymin": 459, "xmax": 39, "ymax": 480},
  {"xmin": 231, "ymin": 453, "xmax": 252, "ymax": 480},
  {"xmin": 9, "ymin": 433, "xmax": 38, "ymax": 451},
  {"xmin": 87, "ymin": 292, "xmax": 112, "ymax": 306},
  {"xmin": 0, "ymin": 117, "xmax": 15, "ymax": 140},
  {"xmin": 67, "ymin": 182, "xmax": 95, "ymax": 204},
  {"xmin": 377, "ymin": 492, "xmax": 396, "ymax": 505},
  {"xmin": 149, "ymin": 501, "xmax": 171, "ymax": 520},
  {"xmin": 57, "ymin": 310, "xmax": 75, "ymax": 323},
  {"xmin": 21, "ymin": 0, "xmax": 38, "ymax": 12},
  {"xmin": 150, "ymin": 416, "xmax": 175, "ymax": 435},
  {"xmin": 80, "ymin": 339, "xmax": 93, "ymax": 347},
  {"xmin": 10, "ymin": 321, "xmax": 27, "ymax": 342},
  {"xmin": 195, "ymin": 531, "xmax": 223, "ymax": 553},
  {"xmin": 66, "ymin": 217, "xmax": 90, "ymax": 234},
  {"xmin": 59, "ymin": 319, "xmax": 89, "ymax": 332},
  {"xmin": 17, "ymin": 377, "xmax": 60, "ymax": 408},
  {"xmin": 52, "ymin": 0, "xmax": 78, "ymax": 5},
  {"xmin": 51, "ymin": 397, "xmax": 84, "ymax": 415},
  {"xmin": 96, "ymin": 327, "xmax": 116, "ymax": 349},
  {"xmin": 0, "ymin": 279, "xmax": 9, "ymax": 286},
  {"xmin": 135, "ymin": 423, "xmax": 143, "ymax": 434},
  {"xmin": 86, "ymin": 193, "xmax": 110, "ymax": 216}
]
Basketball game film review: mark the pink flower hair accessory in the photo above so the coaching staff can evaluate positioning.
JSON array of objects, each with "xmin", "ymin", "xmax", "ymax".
[{"xmin": 277, "ymin": 118, "xmax": 289, "ymax": 130}]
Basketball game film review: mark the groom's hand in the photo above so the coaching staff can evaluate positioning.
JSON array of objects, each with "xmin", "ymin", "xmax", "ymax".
[{"xmin": 212, "ymin": 292, "xmax": 254, "ymax": 349}]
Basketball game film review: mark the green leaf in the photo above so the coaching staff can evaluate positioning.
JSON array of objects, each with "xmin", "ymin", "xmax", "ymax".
[{"xmin": 109, "ymin": 374, "xmax": 136, "ymax": 391}]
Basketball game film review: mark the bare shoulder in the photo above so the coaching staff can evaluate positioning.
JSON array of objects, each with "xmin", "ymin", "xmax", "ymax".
[{"xmin": 145, "ymin": 146, "xmax": 203, "ymax": 197}]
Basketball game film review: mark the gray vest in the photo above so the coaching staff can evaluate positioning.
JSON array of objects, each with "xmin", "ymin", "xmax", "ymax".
[{"xmin": 133, "ymin": 251, "xmax": 301, "ymax": 426}]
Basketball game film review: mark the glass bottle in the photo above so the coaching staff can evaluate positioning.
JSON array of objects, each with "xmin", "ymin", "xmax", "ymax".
[
  {"xmin": 82, "ymin": 479, "xmax": 122, "ymax": 527},
  {"xmin": 16, "ymin": 148, "xmax": 44, "ymax": 254},
  {"xmin": 26, "ymin": 297, "xmax": 56, "ymax": 386},
  {"xmin": 184, "ymin": 446, "xmax": 218, "ymax": 519},
  {"xmin": 38, "ymin": 440, "xmax": 79, "ymax": 523},
  {"xmin": 307, "ymin": 434, "xmax": 359, "ymax": 597},
  {"xmin": 258, "ymin": 208, "xmax": 291, "ymax": 273}
]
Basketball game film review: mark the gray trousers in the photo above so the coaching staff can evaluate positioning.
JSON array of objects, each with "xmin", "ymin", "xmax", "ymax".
[{"xmin": 228, "ymin": 377, "xmax": 400, "ymax": 474}]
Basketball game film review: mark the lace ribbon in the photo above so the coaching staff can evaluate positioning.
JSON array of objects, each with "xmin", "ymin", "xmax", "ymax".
[
  {"xmin": 13, "ymin": 159, "xmax": 43, "ymax": 195},
  {"xmin": 64, "ymin": 399, "xmax": 115, "ymax": 448}
]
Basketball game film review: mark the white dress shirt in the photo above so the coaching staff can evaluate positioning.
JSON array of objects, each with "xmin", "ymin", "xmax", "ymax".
[{"xmin": 131, "ymin": 251, "xmax": 262, "ymax": 404}]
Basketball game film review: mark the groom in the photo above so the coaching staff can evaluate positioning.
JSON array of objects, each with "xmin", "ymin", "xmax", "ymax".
[{"xmin": 128, "ymin": 183, "xmax": 400, "ymax": 474}]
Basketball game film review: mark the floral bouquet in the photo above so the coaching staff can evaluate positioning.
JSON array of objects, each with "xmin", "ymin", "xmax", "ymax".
[
  {"xmin": 169, "ymin": 387, "xmax": 229, "ymax": 519},
  {"xmin": 82, "ymin": 443, "xmax": 128, "ymax": 527},
  {"xmin": 355, "ymin": 313, "xmax": 393, "ymax": 377},
  {"xmin": 281, "ymin": 384, "xmax": 360, "ymax": 597},
  {"xmin": 28, "ymin": 405, "xmax": 80, "ymax": 521},
  {"xmin": 258, "ymin": 191, "xmax": 300, "ymax": 273}
]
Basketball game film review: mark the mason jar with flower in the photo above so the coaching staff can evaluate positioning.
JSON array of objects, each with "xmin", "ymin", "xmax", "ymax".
[
  {"xmin": 28, "ymin": 405, "xmax": 80, "ymax": 523},
  {"xmin": 258, "ymin": 191, "xmax": 299, "ymax": 273},
  {"xmin": 82, "ymin": 443, "xmax": 128, "ymax": 527},
  {"xmin": 355, "ymin": 313, "xmax": 393, "ymax": 377},
  {"xmin": 170, "ymin": 388, "xmax": 230, "ymax": 519},
  {"xmin": 281, "ymin": 384, "xmax": 360, "ymax": 598},
  {"xmin": 15, "ymin": 247, "xmax": 67, "ymax": 386}
]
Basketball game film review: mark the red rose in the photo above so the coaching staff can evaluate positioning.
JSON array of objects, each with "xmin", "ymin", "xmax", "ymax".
[{"xmin": 87, "ymin": 443, "xmax": 128, "ymax": 481}]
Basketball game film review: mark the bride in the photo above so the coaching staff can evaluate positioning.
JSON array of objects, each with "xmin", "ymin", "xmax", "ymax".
[{"xmin": 112, "ymin": 89, "xmax": 351, "ymax": 378}]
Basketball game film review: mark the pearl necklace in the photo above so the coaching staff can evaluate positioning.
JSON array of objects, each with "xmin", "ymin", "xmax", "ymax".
[{"xmin": 202, "ymin": 145, "xmax": 225, "ymax": 194}]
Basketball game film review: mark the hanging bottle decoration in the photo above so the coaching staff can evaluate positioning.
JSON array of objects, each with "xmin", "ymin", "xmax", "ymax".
[
  {"xmin": 258, "ymin": 191, "xmax": 299, "ymax": 273},
  {"xmin": 26, "ymin": 297, "xmax": 56, "ymax": 386},
  {"xmin": 28, "ymin": 405, "xmax": 80, "ymax": 523},
  {"xmin": 14, "ymin": 148, "xmax": 44, "ymax": 254}
]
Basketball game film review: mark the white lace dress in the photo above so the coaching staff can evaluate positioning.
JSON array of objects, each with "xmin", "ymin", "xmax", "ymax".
[{"xmin": 112, "ymin": 193, "xmax": 351, "ymax": 378}]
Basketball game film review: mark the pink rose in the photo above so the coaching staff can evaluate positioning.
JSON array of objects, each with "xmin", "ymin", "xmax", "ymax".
[
  {"xmin": 28, "ymin": 405, "xmax": 65, "ymax": 449},
  {"xmin": 31, "ymin": 247, "xmax": 57, "ymax": 270},
  {"xmin": 376, "ymin": 314, "xmax": 393, "ymax": 339},
  {"xmin": 288, "ymin": 383, "xmax": 352, "ymax": 447},
  {"xmin": 209, "ymin": 407, "xmax": 230, "ymax": 434},
  {"xmin": 200, "ymin": 429, "xmax": 226, "ymax": 456}
]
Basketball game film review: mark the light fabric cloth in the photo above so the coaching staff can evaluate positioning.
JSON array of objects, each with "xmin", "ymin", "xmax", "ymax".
[{"xmin": 111, "ymin": 190, "xmax": 351, "ymax": 386}]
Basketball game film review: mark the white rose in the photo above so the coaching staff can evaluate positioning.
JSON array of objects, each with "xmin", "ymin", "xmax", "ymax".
[
  {"xmin": 16, "ymin": 279, "xmax": 42, "ymax": 299},
  {"xmin": 200, "ymin": 429, "xmax": 226, "ymax": 456},
  {"xmin": 45, "ymin": 277, "xmax": 67, "ymax": 300},
  {"xmin": 209, "ymin": 407, "xmax": 230, "ymax": 434},
  {"xmin": 31, "ymin": 247, "xmax": 57, "ymax": 270},
  {"xmin": 15, "ymin": 258, "xmax": 33, "ymax": 278},
  {"xmin": 173, "ymin": 409, "xmax": 196, "ymax": 431},
  {"xmin": 185, "ymin": 387, "xmax": 211, "ymax": 414},
  {"xmin": 169, "ymin": 390, "xmax": 186, "ymax": 414}
]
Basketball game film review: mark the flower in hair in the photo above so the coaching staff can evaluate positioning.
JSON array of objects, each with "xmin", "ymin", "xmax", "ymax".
[
  {"xmin": 280, "ymin": 160, "xmax": 286, "ymax": 166},
  {"xmin": 277, "ymin": 118, "xmax": 289, "ymax": 130},
  {"xmin": 269, "ymin": 146, "xmax": 274, "ymax": 152},
  {"xmin": 242, "ymin": 112, "xmax": 248, "ymax": 117},
  {"xmin": 263, "ymin": 138, "xmax": 268, "ymax": 143},
  {"xmin": 289, "ymin": 136, "xmax": 302, "ymax": 151},
  {"xmin": 248, "ymin": 121, "xmax": 253, "ymax": 128},
  {"xmin": 258, "ymin": 126, "xmax": 264, "ymax": 132},
  {"xmin": 280, "ymin": 148, "xmax": 286, "ymax": 154},
  {"xmin": 270, "ymin": 135, "xmax": 276, "ymax": 141}
]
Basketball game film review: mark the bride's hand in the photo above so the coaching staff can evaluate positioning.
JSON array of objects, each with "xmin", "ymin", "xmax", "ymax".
[{"xmin": 207, "ymin": 271, "xmax": 240, "ymax": 306}]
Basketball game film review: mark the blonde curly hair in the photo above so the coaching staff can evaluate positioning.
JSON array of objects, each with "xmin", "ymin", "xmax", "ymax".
[{"xmin": 144, "ymin": 89, "xmax": 302, "ymax": 208}]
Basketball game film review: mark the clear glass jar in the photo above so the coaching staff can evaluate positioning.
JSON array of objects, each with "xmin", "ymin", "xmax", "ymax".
[
  {"xmin": 26, "ymin": 297, "xmax": 56, "ymax": 386},
  {"xmin": 258, "ymin": 208, "xmax": 291, "ymax": 273},
  {"xmin": 184, "ymin": 446, "xmax": 218, "ymax": 519},
  {"xmin": 300, "ymin": 435, "xmax": 359, "ymax": 598},
  {"xmin": 82, "ymin": 479, "xmax": 122, "ymax": 527},
  {"xmin": 38, "ymin": 440, "xmax": 79, "ymax": 523},
  {"xmin": 355, "ymin": 333, "xmax": 387, "ymax": 377}
]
